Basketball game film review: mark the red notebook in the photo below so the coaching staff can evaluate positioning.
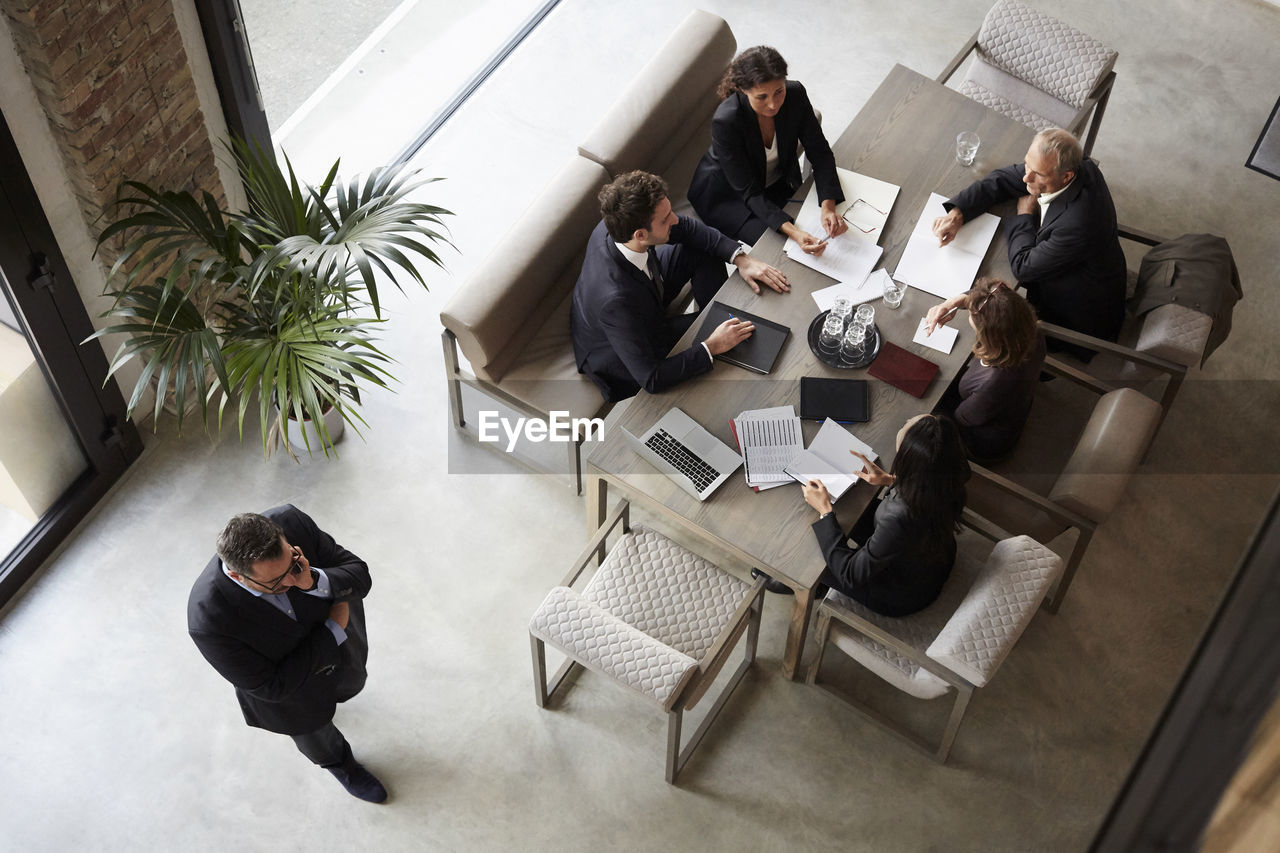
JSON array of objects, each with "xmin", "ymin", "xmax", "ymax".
[{"xmin": 867, "ymin": 342, "xmax": 939, "ymax": 398}]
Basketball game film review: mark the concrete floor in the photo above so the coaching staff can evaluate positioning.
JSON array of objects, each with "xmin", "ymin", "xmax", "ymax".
[{"xmin": 2, "ymin": 0, "xmax": 1279, "ymax": 850}]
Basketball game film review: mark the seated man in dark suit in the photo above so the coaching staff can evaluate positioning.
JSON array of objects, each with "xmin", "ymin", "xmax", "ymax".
[
  {"xmin": 571, "ymin": 170, "xmax": 790, "ymax": 402},
  {"xmin": 188, "ymin": 506, "xmax": 387, "ymax": 803},
  {"xmin": 932, "ymin": 128, "xmax": 1126, "ymax": 357}
]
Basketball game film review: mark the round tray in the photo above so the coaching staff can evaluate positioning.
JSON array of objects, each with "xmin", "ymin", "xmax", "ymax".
[{"xmin": 807, "ymin": 310, "xmax": 882, "ymax": 369}]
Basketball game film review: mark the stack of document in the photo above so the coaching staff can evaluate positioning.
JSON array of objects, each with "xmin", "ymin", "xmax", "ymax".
[
  {"xmin": 730, "ymin": 406, "xmax": 803, "ymax": 491},
  {"xmin": 783, "ymin": 418, "xmax": 879, "ymax": 502}
]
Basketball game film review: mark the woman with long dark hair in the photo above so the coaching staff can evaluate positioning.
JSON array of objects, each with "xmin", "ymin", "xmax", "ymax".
[
  {"xmin": 688, "ymin": 46, "xmax": 846, "ymax": 253},
  {"xmin": 927, "ymin": 277, "xmax": 1045, "ymax": 459},
  {"xmin": 800, "ymin": 415, "xmax": 971, "ymax": 616}
]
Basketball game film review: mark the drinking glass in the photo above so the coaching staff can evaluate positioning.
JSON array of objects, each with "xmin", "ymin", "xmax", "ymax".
[
  {"xmin": 883, "ymin": 277, "xmax": 906, "ymax": 309},
  {"xmin": 830, "ymin": 297, "xmax": 853, "ymax": 325},
  {"xmin": 956, "ymin": 131, "xmax": 980, "ymax": 166},
  {"xmin": 855, "ymin": 303, "xmax": 875, "ymax": 329},
  {"xmin": 840, "ymin": 321, "xmax": 868, "ymax": 362},
  {"xmin": 818, "ymin": 314, "xmax": 845, "ymax": 351}
]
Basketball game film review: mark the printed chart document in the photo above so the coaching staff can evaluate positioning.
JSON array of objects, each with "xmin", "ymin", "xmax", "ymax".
[
  {"xmin": 783, "ymin": 418, "xmax": 878, "ymax": 501},
  {"xmin": 795, "ymin": 167, "xmax": 900, "ymax": 245},
  {"xmin": 732, "ymin": 407, "xmax": 803, "ymax": 490},
  {"xmin": 811, "ymin": 268, "xmax": 893, "ymax": 312},
  {"xmin": 893, "ymin": 192, "xmax": 999, "ymax": 299},
  {"xmin": 912, "ymin": 317, "xmax": 959, "ymax": 354}
]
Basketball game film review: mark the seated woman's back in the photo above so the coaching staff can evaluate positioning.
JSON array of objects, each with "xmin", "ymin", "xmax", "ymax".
[{"xmin": 804, "ymin": 414, "xmax": 971, "ymax": 617}]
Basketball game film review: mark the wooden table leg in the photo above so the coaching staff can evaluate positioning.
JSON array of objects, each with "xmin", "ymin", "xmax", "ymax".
[
  {"xmin": 781, "ymin": 584, "xmax": 816, "ymax": 682},
  {"xmin": 585, "ymin": 473, "xmax": 607, "ymax": 526}
]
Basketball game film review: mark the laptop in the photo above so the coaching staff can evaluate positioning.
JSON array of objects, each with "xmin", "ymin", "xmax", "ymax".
[
  {"xmin": 622, "ymin": 408, "xmax": 743, "ymax": 501},
  {"xmin": 693, "ymin": 301, "xmax": 791, "ymax": 375}
]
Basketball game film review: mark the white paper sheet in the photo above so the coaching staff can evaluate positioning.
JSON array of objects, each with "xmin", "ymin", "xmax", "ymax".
[
  {"xmin": 782, "ymin": 418, "xmax": 878, "ymax": 501},
  {"xmin": 795, "ymin": 167, "xmax": 901, "ymax": 245},
  {"xmin": 912, "ymin": 317, "xmax": 959, "ymax": 354},
  {"xmin": 785, "ymin": 211, "xmax": 883, "ymax": 285},
  {"xmin": 893, "ymin": 192, "xmax": 1000, "ymax": 299},
  {"xmin": 811, "ymin": 269, "xmax": 888, "ymax": 312}
]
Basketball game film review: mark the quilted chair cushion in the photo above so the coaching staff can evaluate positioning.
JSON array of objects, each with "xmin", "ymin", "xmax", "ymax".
[
  {"xmin": 530, "ymin": 586, "xmax": 698, "ymax": 710},
  {"xmin": 825, "ymin": 550, "xmax": 985, "ymax": 700},
  {"xmin": 583, "ymin": 526, "xmax": 748, "ymax": 661},
  {"xmin": 825, "ymin": 535, "xmax": 1059, "ymax": 699},
  {"xmin": 959, "ymin": 64, "xmax": 1079, "ymax": 132},
  {"xmin": 975, "ymin": 0, "xmax": 1117, "ymax": 109},
  {"xmin": 1134, "ymin": 303, "xmax": 1212, "ymax": 368},
  {"xmin": 927, "ymin": 536, "xmax": 1062, "ymax": 687}
]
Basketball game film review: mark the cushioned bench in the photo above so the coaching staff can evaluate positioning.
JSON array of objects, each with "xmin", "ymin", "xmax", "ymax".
[{"xmin": 440, "ymin": 10, "xmax": 737, "ymax": 491}]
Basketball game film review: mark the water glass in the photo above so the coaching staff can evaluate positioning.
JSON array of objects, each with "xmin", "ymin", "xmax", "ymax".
[
  {"xmin": 855, "ymin": 303, "xmax": 875, "ymax": 328},
  {"xmin": 830, "ymin": 297, "xmax": 853, "ymax": 325},
  {"xmin": 818, "ymin": 314, "xmax": 845, "ymax": 351},
  {"xmin": 883, "ymin": 277, "xmax": 906, "ymax": 309},
  {"xmin": 956, "ymin": 131, "xmax": 980, "ymax": 166},
  {"xmin": 840, "ymin": 321, "xmax": 868, "ymax": 362}
]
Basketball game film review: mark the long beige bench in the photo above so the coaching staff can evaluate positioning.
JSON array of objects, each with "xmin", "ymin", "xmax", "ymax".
[{"xmin": 440, "ymin": 10, "xmax": 736, "ymax": 492}]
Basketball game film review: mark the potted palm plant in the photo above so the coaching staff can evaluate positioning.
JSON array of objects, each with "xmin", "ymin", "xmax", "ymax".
[{"xmin": 91, "ymin": 139, "xmax": 452, "ymax": 458}]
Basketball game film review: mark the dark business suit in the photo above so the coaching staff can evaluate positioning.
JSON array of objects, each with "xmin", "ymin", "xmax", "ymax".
[
  {"xmin": 812, "ymin": 495, "xmax": 956, "ymax": 617},
  {"xmin": 188, "ymin": 505, "xmax": 371, "ymax": 746},
  {"xmin": 689, "ymin": 80, "xmax": 843, "ymax": 244},
  {"xmin": 946, "ymin": 159, "xmax": 1126, "ymax": 346},
  {"xmin": 570, "ymin": 216, "xmax": 738, "ymax": 402}
]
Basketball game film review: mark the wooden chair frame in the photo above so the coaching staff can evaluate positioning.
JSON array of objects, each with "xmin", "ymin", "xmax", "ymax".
[
  {"xmin": 807, "ymin": 509, "xmax": 1036, "ymax": 762},
  {"xmin": 530, "ymin": 499, "xmax": 767, "ymax": 783},
  {"xmin": 442, "ymin": 328, "xmax": 613, "ymax": 494},
  {"xmin": 1038, "ymin": 320, "xmax": 1187, "ymax": 435},
  {"xmin": 936, "ymin": 30, "xmax": 1116, "ymax": 157}
]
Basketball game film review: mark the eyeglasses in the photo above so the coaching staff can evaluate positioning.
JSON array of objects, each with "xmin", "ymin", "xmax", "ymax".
[
  {"xmin": 248, "ymin": 546, "xmax": 305, "ymax": 593},
  {"xmin": 841, "ymin": 198, "xmax": 888, "ymax": 233}
]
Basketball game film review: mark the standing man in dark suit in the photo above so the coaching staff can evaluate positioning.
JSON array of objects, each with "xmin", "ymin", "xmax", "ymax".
[
  {"xmin": 932, "ymin": 128, "xmax": 1126, "ymax": 355},
  {"xmin": 188, "ymin": 505, "xmax": 386, "ymax": 803},
  {"xmin": 570, "ymin": 170, "xmax": 789, "ymax": 402}
]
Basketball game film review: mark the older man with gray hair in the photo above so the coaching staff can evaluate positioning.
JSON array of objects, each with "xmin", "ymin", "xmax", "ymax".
[{"xmin": 932, "ymin": 128, "xmax": 1125, "ymax": 356}]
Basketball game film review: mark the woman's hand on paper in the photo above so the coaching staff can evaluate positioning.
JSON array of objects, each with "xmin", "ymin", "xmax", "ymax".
[{"xmin": 802, "ymin": 480, "xmax": 834, "ymax": 515}]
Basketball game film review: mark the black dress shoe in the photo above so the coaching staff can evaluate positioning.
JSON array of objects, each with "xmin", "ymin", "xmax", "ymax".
[
  {"xmin": 751, "ymin": 568, "xmax": 794, "ymax": 595},
  {"xmin": 328, "ymin": 763, "xmax": 388, "ymax": 803}
]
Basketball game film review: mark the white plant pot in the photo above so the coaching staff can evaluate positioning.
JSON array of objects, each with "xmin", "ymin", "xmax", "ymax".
[{"xmin": 279, "ymin": 404, "xmax": 345, "ymax": 455}]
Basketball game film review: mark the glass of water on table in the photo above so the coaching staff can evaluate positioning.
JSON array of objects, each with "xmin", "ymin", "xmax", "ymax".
[
  {"xmin": 855, "ymin": 303, "xmax": 875, "ymax": 330},
  {"xmin": 883, "ymin": 277, "xmax": 906, "ymax": 309},
  {"xmin": 819, "ymin": 313, "xmax": 845, "ymax": 352},
  {"xmin": 841, "ymin": 320, "xmax": 868, "ymax": 362},
  {"xmin": 956, "ymin": 131, "xmax": 980, "ymax": 166}
]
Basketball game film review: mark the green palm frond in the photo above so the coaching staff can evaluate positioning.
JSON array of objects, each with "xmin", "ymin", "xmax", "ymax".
[{"xmin": 90, "ymin": 134, "xmax": 454, "ymax": 457}]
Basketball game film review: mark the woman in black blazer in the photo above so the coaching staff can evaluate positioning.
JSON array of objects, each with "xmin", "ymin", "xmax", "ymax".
[
  {"xmin": 688, "ymin": 46, "xmax": 846, "ymax": 252},
  {"xmin": 800, "ymin": 415, "xmax": 971, "ymax": 617}
]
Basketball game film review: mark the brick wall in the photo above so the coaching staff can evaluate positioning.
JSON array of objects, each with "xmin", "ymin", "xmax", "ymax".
[{"xmin": 0, "ymin": 0, "xmax": 225, "ymax": 256}]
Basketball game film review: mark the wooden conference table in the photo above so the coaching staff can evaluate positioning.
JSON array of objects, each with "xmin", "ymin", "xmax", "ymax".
[{"xmin": 585, "ymin": 64, "xmax": 1037, "ymax": 680}]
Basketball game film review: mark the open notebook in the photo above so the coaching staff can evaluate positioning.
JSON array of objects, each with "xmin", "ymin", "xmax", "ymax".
[{"xmin": 783, "ymin": 418, "xmax": 878, "ymax": 501}]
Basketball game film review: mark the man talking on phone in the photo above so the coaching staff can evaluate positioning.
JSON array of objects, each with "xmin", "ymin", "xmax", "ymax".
[{"xmin": 188, "ymin": 505, "xmax": 386, "ymax": 803}]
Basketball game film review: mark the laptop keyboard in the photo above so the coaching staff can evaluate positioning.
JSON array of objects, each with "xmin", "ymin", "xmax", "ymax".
[{"xmin": 645, "ymin": 429, "xmax": 721, "ymax": 492}]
